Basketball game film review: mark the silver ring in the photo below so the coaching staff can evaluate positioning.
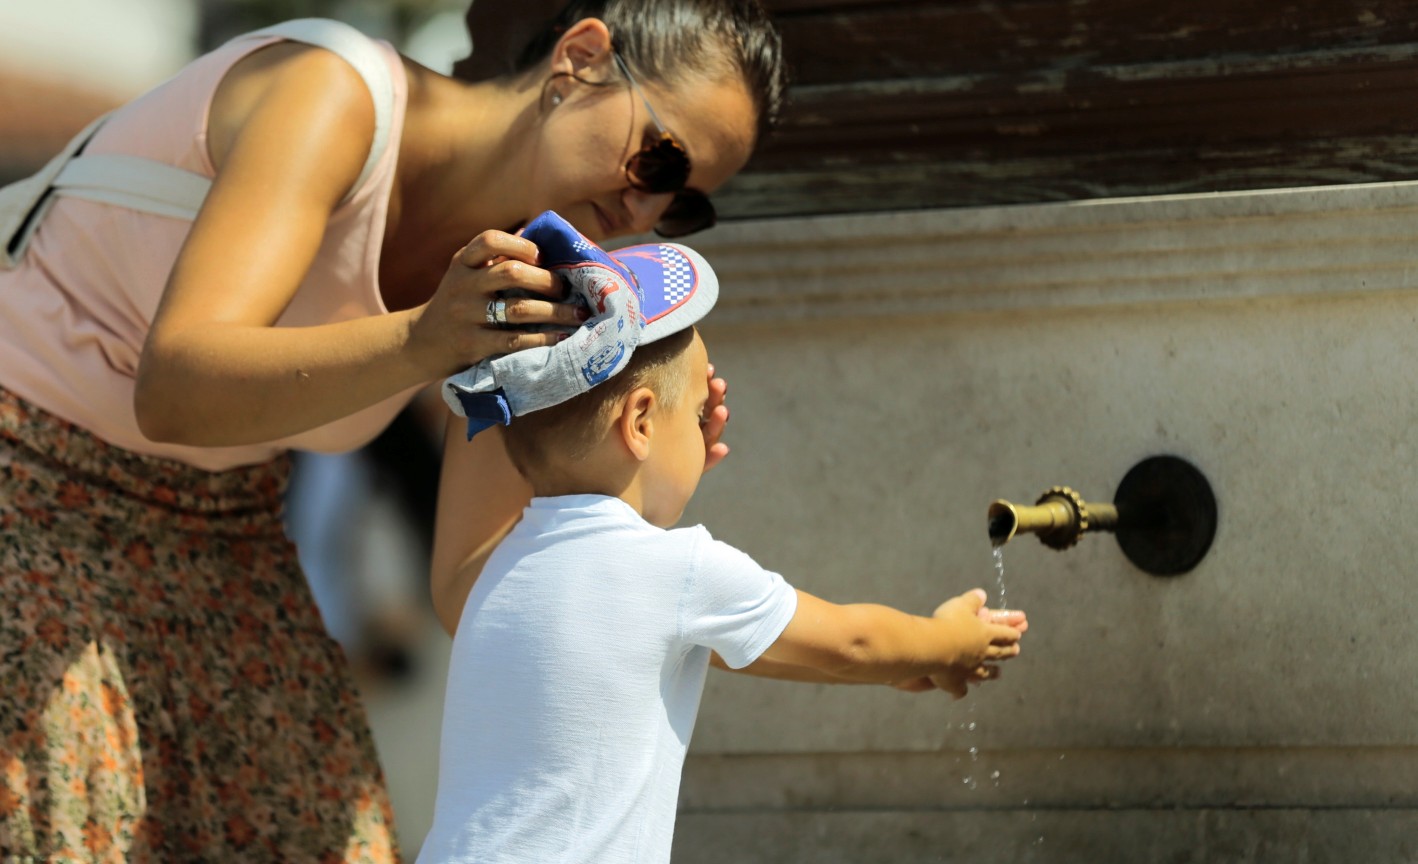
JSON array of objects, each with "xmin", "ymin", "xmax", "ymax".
[{"xmin": 485, "ymin": 298, "xmax": 508, "ymax": 326}]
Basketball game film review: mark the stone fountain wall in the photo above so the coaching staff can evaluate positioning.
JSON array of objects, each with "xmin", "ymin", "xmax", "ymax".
[{"xmin": 668, "ymin": 183, "xmax": 1418, "ymax": 862}]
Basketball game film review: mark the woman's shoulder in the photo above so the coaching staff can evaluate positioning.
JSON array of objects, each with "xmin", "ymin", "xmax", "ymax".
[
  {"xmin": 208, "ymin": 19, "xmax": 399, "ymax": 122},
  {"xmin": 206, "ymin": 39, "xmax": 380, "ymax": 175}
]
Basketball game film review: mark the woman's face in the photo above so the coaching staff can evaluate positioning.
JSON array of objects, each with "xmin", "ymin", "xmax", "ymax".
[{"xmin": 531, "ymin": 64, "xmax": 758, "ymax": 243}]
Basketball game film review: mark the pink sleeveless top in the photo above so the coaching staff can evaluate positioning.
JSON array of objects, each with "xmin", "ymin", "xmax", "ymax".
[{"xmin": 0, "ymin": 31, "xmax": 417, "ymax": 471}]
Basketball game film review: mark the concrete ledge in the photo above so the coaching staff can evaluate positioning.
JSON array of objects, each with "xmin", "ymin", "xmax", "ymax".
[
  {"xmin": 671, "ymin": 809, "xmax": 1418, "ymax": 864},
  {"xmin": 682, "ymin": 748, "xmax": 1418, "ymax": 812},
  {"xmin": 682, "ymin": 181, "xmax": 1418, "ymax": 321}
]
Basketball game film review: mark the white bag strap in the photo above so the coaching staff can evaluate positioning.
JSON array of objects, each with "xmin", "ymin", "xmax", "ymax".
[
  {"xmin": 43, "ymin": 18, "xmax": 397, "ymax": 223},
  {"xmin": 0, "ymin": 113, "xmax": 109, "ymax": 269},
  {"xmin": 52, "ymin": 154, "xmax": 212, "ymax": 220}
]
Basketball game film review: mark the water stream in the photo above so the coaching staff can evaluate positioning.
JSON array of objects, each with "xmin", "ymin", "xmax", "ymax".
[
  {"xmin": 989, "ymin": 543, "xmax": 1042, "ymax": 845},
  {"xmin": 991, "ymin": 544, "xmax": 1007, "ymax": 611},
  {"xmin": 961, "ymin": 544, "xmax": 1011, "ymax": 791}
]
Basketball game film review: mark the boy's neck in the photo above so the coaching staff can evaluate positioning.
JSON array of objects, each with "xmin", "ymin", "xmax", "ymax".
[{"xmin": 527, "ymin": 458, "xmax": 647, "ymax": 517}]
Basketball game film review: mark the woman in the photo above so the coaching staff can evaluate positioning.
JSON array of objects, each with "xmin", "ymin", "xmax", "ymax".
[{"xmin": 0, "ymin": 0, "xmax": 785, "ymax": 859}]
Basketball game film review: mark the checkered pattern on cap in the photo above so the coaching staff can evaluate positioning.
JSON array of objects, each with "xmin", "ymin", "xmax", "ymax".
[
  {"xmin": 609, "ymin": 240, "xmax": 716, "ymax": 343},
  {"xmin": 659, "ymin": 246, "xmax": 694, "ymax": 303}
]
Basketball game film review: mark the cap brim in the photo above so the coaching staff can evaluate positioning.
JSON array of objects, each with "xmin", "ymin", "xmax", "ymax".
[{"xmin": 609, "ymin": 242, "xmax": 718, "ymax": 343}]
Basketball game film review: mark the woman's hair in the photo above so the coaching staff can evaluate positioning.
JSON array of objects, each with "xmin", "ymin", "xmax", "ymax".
[
  {"xmin": 515, "ymin": 0, "xmax": 788, "ymax": 136},
  {"xmin": 502, "ymin": 326, "xmax": 697, "ymax": 480}
]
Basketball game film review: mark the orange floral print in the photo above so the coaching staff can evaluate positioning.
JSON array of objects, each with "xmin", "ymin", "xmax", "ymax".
[{"xmin": 1, "ymin": 388, "xmax": 400, "ymax": 862}]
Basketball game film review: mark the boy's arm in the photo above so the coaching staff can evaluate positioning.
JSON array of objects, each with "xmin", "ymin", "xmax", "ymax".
[
  {"xmin": 710, "ymin": 652, "xmax": 942, "ymax": 691},
  {"xmin": 710, "ymin": 651, "xmax": 865, "ymax": 684},
  {"xmin": 745, "ymin": 589, "xmax": 1025, "ymax": 694}
]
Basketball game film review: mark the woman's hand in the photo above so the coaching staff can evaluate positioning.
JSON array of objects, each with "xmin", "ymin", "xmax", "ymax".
[
  {"xmin": 702, "ymin": 362, "xmax": 731, "ymax": 471},
  {"xmin": 406, "ymin": 230, "xmax": 589, "ymax": 379}
]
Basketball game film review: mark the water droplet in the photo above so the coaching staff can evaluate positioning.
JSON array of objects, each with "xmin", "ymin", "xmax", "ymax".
[
  {"xmin": 966, "ymin": 722, "xmax": 976, "ymax": 731},
  {"xmin": 990, "ymin": 770, "xmax": 1001, "ymax": 780}
]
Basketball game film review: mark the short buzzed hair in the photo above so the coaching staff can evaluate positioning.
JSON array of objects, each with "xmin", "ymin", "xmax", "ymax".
[{"xmin": 502, "ymin": 327, "xmax": 696, "ymax": 480}]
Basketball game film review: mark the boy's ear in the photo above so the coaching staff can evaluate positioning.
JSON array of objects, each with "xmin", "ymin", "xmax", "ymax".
[
  {"xmin": 549, "ymin": 17, "xmax": 614, "ymax": 80},
  {"xmin": 617, "ymin": 387, "xmax": 656, "ymax": 462}
]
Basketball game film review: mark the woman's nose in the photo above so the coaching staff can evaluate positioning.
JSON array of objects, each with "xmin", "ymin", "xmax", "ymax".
[{"xmin": 623, "ymin": 187, "xmax": 673, "ymax": 235}]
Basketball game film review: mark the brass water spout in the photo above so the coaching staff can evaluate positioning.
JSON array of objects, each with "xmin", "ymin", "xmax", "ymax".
[
  {"xmin": 987, "ymin": 486, "xmax": 1118, "ymax": 550},
  {"xmin": 986, "ymin": 457, "xmax": 1218, "ymax": 576}
]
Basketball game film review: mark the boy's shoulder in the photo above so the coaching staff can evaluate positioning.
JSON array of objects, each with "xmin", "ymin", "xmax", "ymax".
[
  {"xmin": 510, "ymin": 495, "xmax": 705, "ymax": 554},
  {"xmin": 511, "ymin": 496, "xmax": 773, "ymax": 580},
  {"xmin": 673, "ymin": 524, "xmax": 776, "ymax": 580}
]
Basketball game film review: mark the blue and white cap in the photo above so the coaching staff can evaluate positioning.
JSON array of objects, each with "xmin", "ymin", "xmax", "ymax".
[{"xmin": 442, "ymin": 210, "xmax": 718, "ymax": 438}]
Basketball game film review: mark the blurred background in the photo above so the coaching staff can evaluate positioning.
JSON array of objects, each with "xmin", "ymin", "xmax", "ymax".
[{"xmin": 1, "ymin": 0, "xmax": 477, "ymax": 181}]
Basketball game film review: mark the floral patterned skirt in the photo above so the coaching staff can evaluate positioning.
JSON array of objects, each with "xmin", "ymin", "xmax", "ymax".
[{"xmin": 0, "ymin": 388, "xmax": 399, "ymax": 862}]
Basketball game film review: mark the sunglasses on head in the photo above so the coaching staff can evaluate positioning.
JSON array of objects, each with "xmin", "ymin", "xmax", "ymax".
[{"xmin": 613, "ymin": 52, "xmax": 717, "ymax": 238}]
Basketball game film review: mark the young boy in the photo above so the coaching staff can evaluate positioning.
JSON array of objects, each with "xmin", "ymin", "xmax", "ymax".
[{"xmin": 420, "ymin": 215, "xmax": 1027, "ymax": 864}]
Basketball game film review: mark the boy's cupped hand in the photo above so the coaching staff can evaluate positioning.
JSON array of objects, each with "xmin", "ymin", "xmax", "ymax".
[{"xmin": 895, "ymin": 589, "xmax": 1028, "ymax": 699}]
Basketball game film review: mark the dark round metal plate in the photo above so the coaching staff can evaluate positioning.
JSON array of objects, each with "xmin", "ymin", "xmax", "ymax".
[{"xmin": 1112, "ymin": 455, "xmax": 1217, "ymax": 576}]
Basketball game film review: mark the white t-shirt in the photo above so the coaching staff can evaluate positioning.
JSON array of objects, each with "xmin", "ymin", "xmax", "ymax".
[{"xmin": 417, "ymin": 495, "xmax": 798, "ymax": 864}]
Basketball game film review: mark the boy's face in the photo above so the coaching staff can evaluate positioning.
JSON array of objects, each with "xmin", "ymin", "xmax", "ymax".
[{"xmin": 641, "ymin": 330, "xmax": 712, "ymax": 528}]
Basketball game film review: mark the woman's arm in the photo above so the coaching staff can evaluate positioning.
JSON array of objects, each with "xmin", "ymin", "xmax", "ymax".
[{"xmin": 133, "ymin": 45, "xmax": 570, "ymax": 446}]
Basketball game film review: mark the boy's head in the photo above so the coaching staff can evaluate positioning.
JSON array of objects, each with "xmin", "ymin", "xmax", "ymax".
[{"xmin": 503, "ymin": 326, "xmax": 710, "ymax": 527}]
